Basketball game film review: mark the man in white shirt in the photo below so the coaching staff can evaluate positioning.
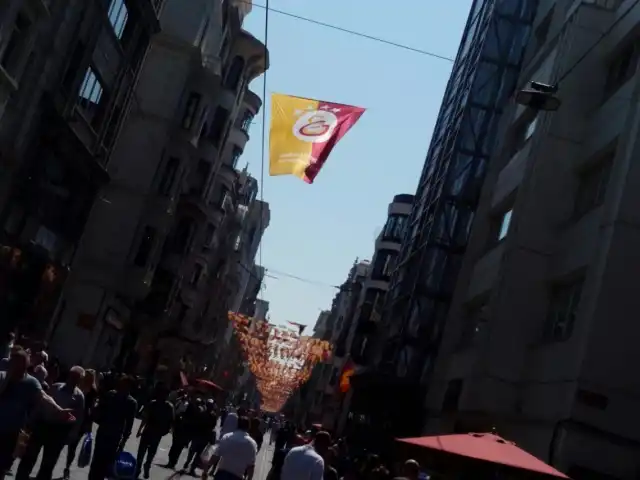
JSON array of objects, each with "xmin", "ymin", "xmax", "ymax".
[
  {"xmin": 219, "ymin": 407, "xmax": 238, "ymax": 437},
  {"xmin": 202, "ymin": 416, "xmax": 257, "ymax": 480},
  {"xmin": 281, "ymin": 431, "xmax": 331, "ymax": 480}
]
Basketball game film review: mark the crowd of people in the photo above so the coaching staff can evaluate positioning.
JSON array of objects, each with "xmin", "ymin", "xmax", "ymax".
[
  {"xmin": 0, "ymin": 338, "xmax": 142, "ymax": 480},
  {"xmin": 0, "ymin": 333, "xmax": 424, "ymax": 480}
]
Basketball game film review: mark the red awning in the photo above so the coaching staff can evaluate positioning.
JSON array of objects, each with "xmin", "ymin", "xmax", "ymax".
[
  {"xmin": 398, "ymin": 433, "xmax": 569, "ymax": 478},
  {"xmin": 193, "ymin": 378, "xmax": 223, "ymax": 391}
]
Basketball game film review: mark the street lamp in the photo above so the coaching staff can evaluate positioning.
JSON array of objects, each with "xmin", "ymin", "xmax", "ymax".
[{"xmin": 515, "ymin": 81, "xmax": 561, "ymax": 111}]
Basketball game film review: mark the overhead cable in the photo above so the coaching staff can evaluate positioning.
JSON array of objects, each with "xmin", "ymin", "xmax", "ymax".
[{"xmin": 241, "ymin": 0, "xmax": 455, "ymax": 62}]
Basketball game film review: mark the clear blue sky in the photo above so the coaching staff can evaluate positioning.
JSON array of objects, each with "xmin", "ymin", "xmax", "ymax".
[{"xmin": 241, "ymin": 0, "xmax": 472, "ymax": 327}]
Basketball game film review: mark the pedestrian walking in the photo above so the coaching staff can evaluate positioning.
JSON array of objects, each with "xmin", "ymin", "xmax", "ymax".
[
  {"xmin": 183, "ymin": 399, "xmax": 217, "ymax": 475},
  {"xmin": 89, "ymin": 375, "xmax": 137, "ymax": 480},
  {"xmin": 135, "ymin": 384, "xmax": 174, "ymax": 479},
  {"xmin": 166, "ymin": 396, "xmax": 201, "ymax": 469},
  {"xmin": 64, "ymin": 369, "xmax": 99, "ymax": 479},
  {"xmin": 0, "ymin": 349, "xmax": 74, "ymax": 480},
  {"xmin": 280, "ymin": 431, "xmax": 331, "ymax": 480},
  {"xmin": 200, "ymin": 416, "xmax": 257, "ymax": 480},
  {"xmin": 15, "ymin": 365, "xmax": 85, "ymax": 480}
]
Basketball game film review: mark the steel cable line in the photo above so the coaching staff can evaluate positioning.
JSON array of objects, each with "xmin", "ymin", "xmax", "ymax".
[
  {"xmin": 239, "ymin": 0, "xmax": 455, "ymax": 62},
  {"xmin": 246, "ymin": 0, "xmax": 458, "ymax": 297},
  {"xmin": 257, "ymin": 0, "xmax": 269, "ymax": 299},
  {"xmin": 237, "ymin": 261, "xmax": 341, "ymax": 289}
]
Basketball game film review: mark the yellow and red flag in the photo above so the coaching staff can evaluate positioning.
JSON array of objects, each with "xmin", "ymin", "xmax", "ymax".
[
  {"xmin": 269, "ymin": 93, "xmax": 365, "ymax": 184},
  {"xmin": 338, "ymin": 359, "xmax": 356, "ymax": 394}
]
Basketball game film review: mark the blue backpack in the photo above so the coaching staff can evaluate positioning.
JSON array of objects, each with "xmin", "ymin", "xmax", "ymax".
[
  {"xmin": 77, "ymin": 433, "xmax": 93, "ymax": 468},
  {"xmin": 112, "ymin": 451, "xmax": 137, "ymax": 479}
]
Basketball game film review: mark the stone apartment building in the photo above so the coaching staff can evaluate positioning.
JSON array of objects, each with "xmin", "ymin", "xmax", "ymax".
[
  {"xmin": 45, "ymin": 0, "xmax": 269, "ymax": 374},
  {"xmin": 0, "ymin": 0, "xmax": 161, "ymax": 343},
  {"xmin": 423, "ymin": 1, "xmax": 640, "ymax": 477}
]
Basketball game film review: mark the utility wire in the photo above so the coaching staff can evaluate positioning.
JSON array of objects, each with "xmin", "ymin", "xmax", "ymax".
[
  {"xmin": 243, "ymin": 1, "xmax": 640, "ymax": 311},
  {"xmin": 257, "ymin": 0, "xmax": 270, "ymax": 299},
  {"xmin": 237, "ymin": 260, "xmax": 340, "ymax": 289},
  {"xmin": 247, "ymin": 0, "xmax": 458, "ymax": 298},
  {"xmin": 265, "ymin": 268, "xmax": 341, "ymax": 289},
  {"xmin": 241, "ymin": 0, "xmax": 455, "ymax": 62}
]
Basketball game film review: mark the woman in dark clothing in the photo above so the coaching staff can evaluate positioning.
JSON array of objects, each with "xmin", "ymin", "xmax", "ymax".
[
  {"xmin": 249, "ymin": 417, "xmax": 264, "ymax": 451},
  {"xmin": 64, "ymin": 369, "xmax": 99, "ymax": 479}
]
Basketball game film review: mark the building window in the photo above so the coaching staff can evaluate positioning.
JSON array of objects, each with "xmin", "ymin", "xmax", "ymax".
[
  {"xmin": 182, "ymin": 92, "xmax": 201, "ymax": 130},
  {"xmin": 203, "ymin": 223, "xmax": 215, "ymax": 248},
  {"xmin": 360, "ymin": 289, "xmax": 384, "ymax": 322},
  {"xmin": 61, "ymin": 41, "xmax": 86, "ymax": 95},
  {"xmin": 134, "ymin": 226, "xmax": 156, "ymax": 267},
  {"xmin": 574, "ymin": 159, "xmax": 612, "ymax": 218},
  {"xmin": 604, "ymin": 41, "xmax": 639, "ymax": 96},
  {"xmin": 217, "ymin": 188, "xmax": 230, "ymax": 210},
  {"xmin": 371, "ymin": 250, "xmax": 397, "ymax": 280},
  {"xmin": 175, "ymin": 301, "xmax": 189, "ymax": 323},
  {"xmin": 497, "ymin": 209, "xmax": 512, "ymax": 241},
  {"xmin": 382, "ymin": 215, "xmax": 407, "ymax": 241},
  {"xmin": 198, "ymin": 107, "xmax": 210, "ymax": 141},
  {"xmin": 219, "ymin": 34, "xmax": 230, "ymax": 61},
  {"xmin": 489, "ymin": 208, "xmax": 512, "ymax": 246},
  {"xmin": 190, "ymin": 263, "xmax": 204, "ymax": 286},
  {"xmin": 208, "ymin": 107, "xmax": 229, "ymax": 145},
  {"xmin": 107, "ymin": 0, "xmax": 129, "ymax": 40},
  {"xmin": 196, "ymin": 16, "xmax": 210, "ymax": 48},
  {"xmin": 240, "ymin": 111, "xmax": 253, "ymax": 132},
  {"xmin": 458, "ymin": 303, "xmax": 488, "ymax": 349},
  {"xmin": 442, "ymin": 379, "xmax": 463, "ymax": 412},
  {"xmin": 225, "ymin": 56, "xmax": 245, "ymax": 90},
  {"xmin": 510, "ymin": 115, "xmax": 537, "ymax": 155},
  {"xmin": 543, "ymin": 278, "xmax": 584, "ymax": 342},
  {"xmin": 158, "ymin": 157, "xmax": 179, "ymax": 195},
  {"xmin": 77, "ymin": 67, "xmax": 108, "ymax": 128},
  {"xmin": 172, "ymin": 218, "xmax": 194, "ymax": 254},
  {"xmin": 230, "ymin": 147, "xmax": 242, "ymax": 168},
  {"xmin": 190, "ymin": 159, "xmax": 210, "ymax": 196},
  {"xmin": 0, "ymin": 11, "xmax": 32, "ymax": 78}
]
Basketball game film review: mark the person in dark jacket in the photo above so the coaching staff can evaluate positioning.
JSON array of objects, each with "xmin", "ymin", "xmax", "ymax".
[
  {"xmin": 249, "ymin": 417, "xmax": 264, "ymax": 451},
  {"xmin": 166, "ymin": 397, "xmax": 200, "ymax": 468},
  {"xmin": 89, "ymin": 375, "xmax": 137, "ymax": 480},
  {"xmin": 183, "ymin": 399, "xmax": 217, "ymax": 475},
  {"xmin": 135, "ymin": 384, "xmax": 174, "ymax": 479}
]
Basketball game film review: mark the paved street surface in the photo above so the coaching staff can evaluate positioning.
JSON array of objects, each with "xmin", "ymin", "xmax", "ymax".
[{"xmin": 14, "ymin": 420, "xmax": 275, "ymax": 480}]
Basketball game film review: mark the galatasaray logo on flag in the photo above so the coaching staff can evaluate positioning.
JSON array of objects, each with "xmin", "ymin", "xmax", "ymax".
[{"xmin": 269, "ymin": 93, "xmax": 365, "ymax": 184}]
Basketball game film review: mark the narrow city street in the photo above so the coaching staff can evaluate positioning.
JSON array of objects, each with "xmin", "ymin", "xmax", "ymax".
[{"xmin": 19, "ymin": 421, "xmax": 275, "ymax": 480}]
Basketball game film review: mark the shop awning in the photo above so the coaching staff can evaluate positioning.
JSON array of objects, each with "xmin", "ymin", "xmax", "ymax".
[
  {"xmin": 398, "ymin": 432, "xmax": 569, "ymax": 478},
  {"xmin": 192, "ymin": 378, "xmax": 223, "ymax": 391}
]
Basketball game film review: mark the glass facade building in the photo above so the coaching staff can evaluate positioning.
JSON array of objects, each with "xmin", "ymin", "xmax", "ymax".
[{"xmin": 351, "ymin": 0, "xmax": 538, "ymax": 437}]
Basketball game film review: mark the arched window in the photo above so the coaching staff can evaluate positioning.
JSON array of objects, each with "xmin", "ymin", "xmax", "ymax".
[{"xmin": 225, "ymin": 56, "xmax": 245, "ymax": 90}]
